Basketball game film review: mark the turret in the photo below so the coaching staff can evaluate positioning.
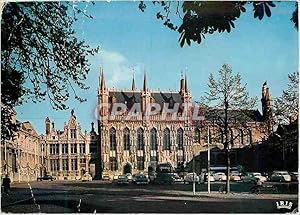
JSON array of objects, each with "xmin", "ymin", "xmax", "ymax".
[
  {"xmin": 261, "ymin": 81, "xmax": 273, "ymax": 133},
  {"xmin": 45, "ymin": 117, "xmax": 51, "ymax": 135},
  {"xmin": 141, "ymin": 71, "xmax": 151, "ymax": 119}
]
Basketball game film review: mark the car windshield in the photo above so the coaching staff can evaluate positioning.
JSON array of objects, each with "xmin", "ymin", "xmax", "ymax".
[{"xmin": 254, "ymin": 173, "xmax": 261, "ymax": 176}]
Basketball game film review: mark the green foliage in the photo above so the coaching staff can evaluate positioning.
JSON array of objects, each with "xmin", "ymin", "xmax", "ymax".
[
  {"xmin": 139, "ymin": 1, "xmax": 298, "ymax": 47},
  {"xmin": 1, "ymin": 2, "xmax": 98, "ymax": 141}
]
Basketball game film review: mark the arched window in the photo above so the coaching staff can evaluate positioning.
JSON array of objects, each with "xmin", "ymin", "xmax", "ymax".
[
  {"xmin": 123, "ymin": 128, "xmax": 130, "ymax": 150},
  {"xmin": 109, "ymin": 128, "xmax": 116, "ymax": 150},
  {"xmin": 229, "ymin": 128, "xmax": 234, "ymax": 147},
  {"xmin": 240, "ymin": 129, "xmax": 244, "ymax": 145},
  {"xmin": 177, "ymin": 128, "xmax": 184, "ymax": 150},
  {"xmin": 195, "ymin": 128, "xmax": 200, "ymax": 144},
  {"xmin": 163, "ymin": 128, "xmax": 171, "ymax": 150},
  {"xmin": 150, "ymin": 128, "xmax": 157, "ymax": 150},
  {"xmin": 219, "ymin": 128, "xmax": 224, "ymax": 144},
  {"xmin": 137, "ymin": 128, "xmax": 144, "ymax": 150},
  {"xmin": 246, "ymin": 129, "xmax": 252, "ymax": 145}
]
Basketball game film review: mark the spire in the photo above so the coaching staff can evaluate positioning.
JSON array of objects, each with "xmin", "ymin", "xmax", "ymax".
[
  {"xmin": 184, "ymin": 73, "xmax": 188, "ymax": 93},
  {"xmin": 180, "ymin": 71, "xmax": 185, "ymax": 94},
  {"xmin": 262, "ymin": 81, "xmax": 267, "ymax": 98},
  {"xmin": 143, "ymin": 71, "xmax": 147, "ymax": 92},
  {"xmin": 100, "ymin": 67, "xmax": 106, "ymax": 90},
  {"xmin": 132, "ymin": 74, "xmax": 136, "ymax": 90}
]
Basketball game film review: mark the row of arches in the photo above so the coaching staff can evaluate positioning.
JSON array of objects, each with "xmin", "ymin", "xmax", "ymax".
[{"xmin": 109, "ymin": 127, "xmax": 184, "ymax": 151}]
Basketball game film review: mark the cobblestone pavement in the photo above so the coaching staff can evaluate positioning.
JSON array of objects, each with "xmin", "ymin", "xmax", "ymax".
[{"xmin": 1, "ymin": 181, "xmax": 298, "ymax": 213}]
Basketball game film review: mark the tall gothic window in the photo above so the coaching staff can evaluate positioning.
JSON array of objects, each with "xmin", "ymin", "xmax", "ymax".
[
  {"xmin": 137, "ymin": 156, "xmax": 144, "ymax": 170},
  {"xmin": 70, "ymin": 129, "xmax": 76, "ymax": 139},
  {"xmin": 150, "ymin": 128, "xmax": 157, "ymax": 150},
  {"xmin": 240, "ymin": 129, "xmax": 244, "ymax": 145},
  {"xmin": 137, "ymin": 128, "xmax": 144, "ymax": 150},
  {"xmin": 109, "ymin": 157, "xmax": 118, "ymax": 171},
  {"xmin": 219, "ymin": 128, "xmax": 224, "ymax": 144},
  {"xmin": 195, "ymin": 128, "xmax": 200, "ymax": 144},
  {"xmin": 163, "ymin": 128, "xmax": 171, "ymax": 150},
  {"xmin": 123, "ymin": 128, "xmax": 130, "ymax": 150},
  {"xmin": 177, "ymin": 128, "xmax": 184, "ymax": 150},
  {"xmin": 246, "ymin": 129, "xmax": 252, "ymax": 145},
  {"xmin": 110, "ymin": 128, "xmax": 117, "ymax": 150},
  {"xmin": 229, "ymin": 128, "xmax": 234, "ymax": 147}
]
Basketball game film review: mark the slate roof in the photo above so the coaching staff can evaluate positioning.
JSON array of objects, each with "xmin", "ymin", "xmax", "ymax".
[{"xmin": 204, "ymin": 109, "xmax": 264, "ymax": 122}]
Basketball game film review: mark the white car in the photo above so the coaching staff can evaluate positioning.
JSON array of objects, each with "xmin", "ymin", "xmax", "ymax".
[
  {"xmin": 213, "ymin": 172, "xmax": 227, "ymax": 181},
  {"xmin": 81, "ymin": 173, "xmax": 92, "ymax": 182},
  {"xmin": 184, "ymin": 172, "xmax": 199, "ymax": 184},
  {"xmin": 204, "ymin": 173, "xmax": 215, "ymax": 182}
]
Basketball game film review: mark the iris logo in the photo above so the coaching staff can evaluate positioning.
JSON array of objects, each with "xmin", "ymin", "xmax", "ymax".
[{"xmin": 276, "ymin": 201, "xmax": 293, "ymax": 210}]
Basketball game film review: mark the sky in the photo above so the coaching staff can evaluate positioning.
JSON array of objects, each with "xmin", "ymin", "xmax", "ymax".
[{"xmin": 15, "ymin": 1, "xmax": 298, "ymax": 134}]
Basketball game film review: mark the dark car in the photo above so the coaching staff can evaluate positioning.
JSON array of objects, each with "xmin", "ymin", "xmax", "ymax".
[
  {"xmin": 134, "ymin": 174, "xmax": 149, "ymax": 185},
  {"xmin": 154, "ymin": 173, "xmax": 174, "ymax": 185},
  {"xmin": 37, "ymin": 175, "xmax": 54, "ymax": 181}
]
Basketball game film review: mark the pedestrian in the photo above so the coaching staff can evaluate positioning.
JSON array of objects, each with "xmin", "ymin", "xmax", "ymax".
[{"xmin": 3, "ymin": 175, "xmax": 11, "ymax": 195}]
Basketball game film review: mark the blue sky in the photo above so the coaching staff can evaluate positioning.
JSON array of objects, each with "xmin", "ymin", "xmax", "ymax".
[{"xmin": 16, "ymin": 1, "xmax": 298, "ymax": 134}]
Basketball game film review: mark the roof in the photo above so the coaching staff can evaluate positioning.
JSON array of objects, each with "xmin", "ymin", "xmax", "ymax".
[{"xmin": 204, "ymin": 109, "xmax": 264, "ymax": 123}]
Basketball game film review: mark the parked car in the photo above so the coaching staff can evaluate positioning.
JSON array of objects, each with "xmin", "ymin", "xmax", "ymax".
[
  {"xmin": 113, "ymin": 175, "xmax": 119, "ymax": 183},
  {"xmin": 204, "ymin": 173, "xmax": 215, "ymax": 182},
  {"xmin": 290, "ymin": 172, "xmax": 298, "ymax": 181},
  {"xmin": 184, "ymin": 172, "xmax": 200, "ymax": 184},
  {"xmin": 126, "ymin": 173, "xmax": 133, "ymax": 182},
  {"xmin": 230, "ymin": 171, "xmax": 241, "ymax": 181},
  {"xmin": 37, "ymin": 175, "xmax": 54, "ymax": 181},
  {"xmin": 241, "ymin": 172, "xmax": 266, "ymax": 183},
  {"xmin": 81, "ymin": 172, "xmax": 93, "ymax": 182},
  {"xmin": 134, "ymin": 174, "xmax": 149, "ymax": 185},
  {"xmin": 154, "ymin": 173, "xmax": 174, "ymax": 185},
  {"xmin": 213, "ymin": 172, "xmax": 227, "ymax": 181},
  {"xmin": 117, "ymin": 175, "xmax": 129, "ymax": 185},
  {"xmin": 102, "ymin": 175, "xmax": 111, "ymax": 181},
  {"xmin": 270, "ymin": 171, "xmax": 291, "ymax": 182},
  {"xmin": 171, "ymin": 173, "xmax": 184, "ymax": 184}
]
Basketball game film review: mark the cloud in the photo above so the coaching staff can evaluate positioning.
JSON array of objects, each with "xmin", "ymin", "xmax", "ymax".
[{"xmin": 92, "ymin": 49, "xmax": 143, "ymax": 89}]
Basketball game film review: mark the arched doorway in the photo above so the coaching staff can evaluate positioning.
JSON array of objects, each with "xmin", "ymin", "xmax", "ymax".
[{"xmin": 123, "ymin": 163, "xmax": 132, "ymax": 174}]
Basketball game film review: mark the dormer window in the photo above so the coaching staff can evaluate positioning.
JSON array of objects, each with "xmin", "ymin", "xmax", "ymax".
[{"xmin": 71, "ymin": 129, "xmax": 76, "ymax": 139}]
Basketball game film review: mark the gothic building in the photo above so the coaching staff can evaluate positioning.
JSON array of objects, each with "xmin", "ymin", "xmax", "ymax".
[
  {"xmin": 97, "ymin": 69, "xmax": 273, "ymax": 177},
  {"xmin": 43, "ymin": 111, "xmax": 99, "ymax": 180}
]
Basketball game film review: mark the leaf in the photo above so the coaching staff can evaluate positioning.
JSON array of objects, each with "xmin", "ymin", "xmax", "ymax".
[{"xmin": 265, "ymin": 4, "xmax": 271, "ymax": 17}]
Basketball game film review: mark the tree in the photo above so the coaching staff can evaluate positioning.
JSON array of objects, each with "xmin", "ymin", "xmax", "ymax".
[
  {"xmin": 274, "ymin": 71, "xmax": 299, "ymax": 124},
  {"xmin": 1, "ymin": 2, "xmax": 98, "ymax": 141},
  {"xmin": 139, "ymin": 1, "xmax": 298, "ymax": 47},
  {"xmin": 202, "ymin": 64, "xmax": 257, "ymax": 193}
]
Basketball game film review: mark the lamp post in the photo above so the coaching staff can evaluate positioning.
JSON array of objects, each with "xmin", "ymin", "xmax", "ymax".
[{"xmin": 207, "ymin": 127, "xmax": 210, "ymax": 194}]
